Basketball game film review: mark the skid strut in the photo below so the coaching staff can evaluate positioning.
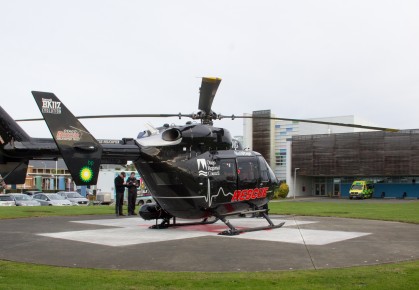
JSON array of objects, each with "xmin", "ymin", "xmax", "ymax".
[
  {"xmin": 150, "ymin": 217, "xmax": 219, "ymax": 229},
  {"xmin": 216, "ymin": 210, "xmax": 285, "ymax": 236}
]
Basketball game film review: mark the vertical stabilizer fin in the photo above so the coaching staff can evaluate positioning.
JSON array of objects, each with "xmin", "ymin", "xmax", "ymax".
[{"xmin": 31, "ymin": 91, "xmax": 102, "ymax": 185}]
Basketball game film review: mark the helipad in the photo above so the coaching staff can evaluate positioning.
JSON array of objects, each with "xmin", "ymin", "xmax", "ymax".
[
  {"xmin": 39, "ymin": 218, "xmax": 369, "ymax": 246},
  {"xmin": 0, "ymin": 215, "xmax": 418, "ymax": 271}
]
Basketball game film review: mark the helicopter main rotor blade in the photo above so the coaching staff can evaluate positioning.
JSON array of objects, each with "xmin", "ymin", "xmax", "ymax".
[
  {"xmin": 198, "ymin": 77, "xmax": 222, "ymax": 114},
  {"xmin": 15, "ymin": 113, "xmax": 194, "ymax": 122},
  {"xmin": 220, "ymin": 115, "xmax": 399, "ymax": 132},
  {"xmin": 17, "ymin": 113, "xmax": 399, "ymax": 132}
]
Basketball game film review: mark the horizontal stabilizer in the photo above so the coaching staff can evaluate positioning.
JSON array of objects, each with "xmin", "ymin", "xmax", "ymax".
[{"xmin": 0, "ymin": 160, "xmax": 28, "ymax": 184}]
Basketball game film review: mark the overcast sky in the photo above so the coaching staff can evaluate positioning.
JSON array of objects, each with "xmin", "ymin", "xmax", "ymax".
[{"xmin": 1, "ymin": 1, "xmax": 418, "ymax": 139}]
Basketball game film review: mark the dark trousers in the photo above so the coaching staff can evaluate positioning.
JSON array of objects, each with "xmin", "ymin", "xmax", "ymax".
[
  {"xmin": 128, "ymin": 191, "xmax": 137, "ymax": 215},
  {"xmin": 115, "ymin": 191, "xmax": 124, "ymax": 215}
]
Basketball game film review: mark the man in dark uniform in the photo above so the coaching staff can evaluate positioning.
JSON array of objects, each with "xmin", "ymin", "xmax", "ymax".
[
  {"xmin": 114, "ymin": 172, "xmax": 126, "ymax": 216},
  {"xmin": 126, "ymin": 172, "xmax": 139, "ymax": 215}
]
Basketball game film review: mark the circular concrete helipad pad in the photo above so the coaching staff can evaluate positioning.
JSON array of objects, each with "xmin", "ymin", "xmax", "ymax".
[{"xmin": 0, "ymin": 215, "xmax": 418, "ymax": 271}]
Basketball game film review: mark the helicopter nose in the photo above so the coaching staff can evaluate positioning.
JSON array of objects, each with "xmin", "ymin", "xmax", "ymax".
[{"xmin": 162, "ymin": 128, "xmax": 182, "ymax": 142}]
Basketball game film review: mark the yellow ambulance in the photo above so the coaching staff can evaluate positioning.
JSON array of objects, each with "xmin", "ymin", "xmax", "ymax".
[{"xmin": 349, "ymin": 180, "xmax": 374, "ymax": 199}]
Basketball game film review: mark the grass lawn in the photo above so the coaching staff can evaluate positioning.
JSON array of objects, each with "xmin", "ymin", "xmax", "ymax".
[
  {"xmin": 1, "ymin": 200, "xmax": 418, "ymax": 224},
  {"xmin": 269, "ymin": 200, "xmax": 419, "ymax": 224},
  {"xmin": 0, "ymin": 205, "xmax": 115, "ymax": 219}
]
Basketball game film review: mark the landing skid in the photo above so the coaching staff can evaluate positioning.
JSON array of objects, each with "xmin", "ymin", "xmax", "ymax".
[
  {"xmin": 149, "ymin": 210, "xmax": 284, "ymax": 236},
  {"xmin": 149, "ymin": 217, "xmax": 219, "ymax": 229},
  {"xmin": 215, "ymin": 211, "xmax": 285, "ymax": 236}
]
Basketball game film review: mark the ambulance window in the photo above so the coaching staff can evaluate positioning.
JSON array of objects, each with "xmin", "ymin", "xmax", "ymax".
[
  {"xmin": 237, "ymin": 157, "xmax": 259, "ymax": 182},
  {"xmin": 257, "ymin": 156, "xmax": 269, "ymax": 182},
  {"xmin": 219, "ymin": 159, "xmax": 236, "ymax": 181}
]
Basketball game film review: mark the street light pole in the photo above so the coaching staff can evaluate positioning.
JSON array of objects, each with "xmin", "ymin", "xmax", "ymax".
[
  {"xmin": 41, "ymin": 162, "xmax": 47, "ymax": 191},
  {"xmin": 55, "ymin": 160, "xmax": 58, "ymax": 191},
  {"xmin": 293, "ymin": 168, "xmax": 300, "ymax": 200}
]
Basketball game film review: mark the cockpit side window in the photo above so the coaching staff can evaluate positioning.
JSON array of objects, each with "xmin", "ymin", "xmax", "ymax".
[
  {"xmin": 257, "ymin": 156, "xmax": 269, "ymax": 182},
  {"xmin": 219, "ymin": 159, "xmax": 237, "ymax": 182},
  {"xmin": 237, "ymin": 157, "xmax": 259, "ymax": 183}
]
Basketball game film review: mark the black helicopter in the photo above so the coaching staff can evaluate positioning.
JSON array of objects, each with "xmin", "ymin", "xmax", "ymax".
[{"xmin": 0, "ymin": 77, "xmax": 398, "ymax": 235}]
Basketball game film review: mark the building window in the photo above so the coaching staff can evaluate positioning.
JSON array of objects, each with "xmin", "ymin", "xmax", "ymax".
[{"xmin": 275, "ymin": 152, "xmax": 286, "ymax": 166}]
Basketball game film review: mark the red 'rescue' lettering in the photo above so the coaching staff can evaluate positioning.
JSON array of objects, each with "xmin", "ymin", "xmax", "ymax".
[
  {"xmin": 246, "ymin": 189, "xmax": 253, "ymax": 200},
  {"xmin": 239, "ymin": 189, "xmax": 247, "ymax": 201},
  {"xmin": 231, "ymin": 187, "xmax": 269, "ymax": 202},
  {"xmin": 252, "ymin": 188, "xmax": 259, "ymax": 199}
]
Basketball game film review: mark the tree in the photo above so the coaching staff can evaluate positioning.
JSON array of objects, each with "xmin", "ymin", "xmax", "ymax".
[{"xmin": 275, "ymin": 182, "xmax": 289, "ymax": 199}]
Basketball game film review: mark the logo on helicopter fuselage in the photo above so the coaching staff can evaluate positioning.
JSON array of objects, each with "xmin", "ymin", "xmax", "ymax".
[{"xmin": 197, "ymin": 159, "xmax": 220, "ymax": 177}]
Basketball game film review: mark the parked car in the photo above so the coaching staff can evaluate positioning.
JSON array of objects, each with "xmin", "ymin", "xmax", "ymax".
[
  {"xmin": 32, "ymin": 193, "xmax": 72, "ymax": 206},
  {"xmin": 9, "ymin": 193, "xmax": 41, "ymax": 206},
  {"xmin": 57, "ymin": 191, "xmax": 89, "ymax": 205},
  {"xmin": 0, "ymin": 195, "xmax": 16, "ymax": 206},
  {"xmin": 23, "ymin": 190, "xmax": 43, "ymax": 196}
]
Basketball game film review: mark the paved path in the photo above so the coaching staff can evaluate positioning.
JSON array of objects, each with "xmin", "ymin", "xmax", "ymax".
[{"xmin": 0, "ymin": 215, "xmax": 418, "ymax": 272}]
